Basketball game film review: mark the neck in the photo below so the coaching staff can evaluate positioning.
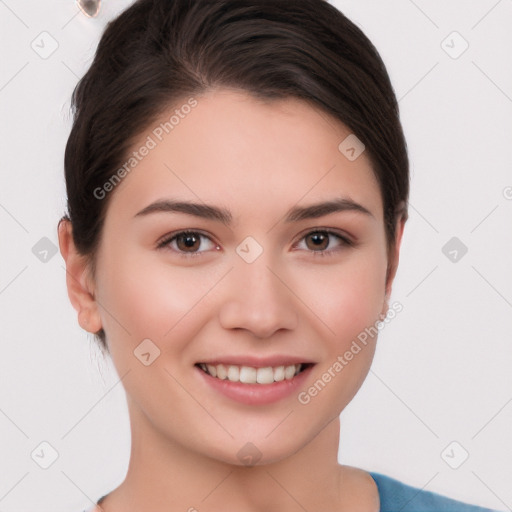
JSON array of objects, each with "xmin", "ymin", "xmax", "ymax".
[{"xmin": 106, "ymin": 396, "xmax": 345, "ymax": 512}]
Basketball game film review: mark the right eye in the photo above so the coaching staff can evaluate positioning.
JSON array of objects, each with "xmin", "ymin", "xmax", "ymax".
[{"xmin": 157, "ymin": 230, "xmax": 220, "ymax": 258}]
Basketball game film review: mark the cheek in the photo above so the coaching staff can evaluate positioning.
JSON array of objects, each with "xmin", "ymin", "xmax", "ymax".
[
  {"xmin": 293, "ymin": 252, "xmax": 385, "ymax": 416},
  {"xmin": 95, "ymin": 247, "xmax": 221, "ymax": 348},
  {"xmin": 298, "ymin": 248, "xmax": 387, "ymax": 347}
]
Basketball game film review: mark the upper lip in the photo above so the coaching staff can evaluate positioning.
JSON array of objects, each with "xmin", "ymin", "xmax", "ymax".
[{"xmin": 196, "ymin": 355, "xmax": 316, "ymax": 368}]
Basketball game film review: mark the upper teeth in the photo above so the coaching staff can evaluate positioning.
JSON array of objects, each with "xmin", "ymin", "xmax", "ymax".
[{"xmin": 198, "ymin": 363, "xmax": 303, "ymax": 384}]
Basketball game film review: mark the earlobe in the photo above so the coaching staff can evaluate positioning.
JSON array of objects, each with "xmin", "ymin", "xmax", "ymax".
[{"xmin": 57, "ymin": 218, "xmax": 103, "ymax": 333}]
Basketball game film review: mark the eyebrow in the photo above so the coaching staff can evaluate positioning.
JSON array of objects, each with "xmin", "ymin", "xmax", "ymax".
[{"xmin": 134, "ymin": 196, "xmax": 374, "ymax": 225}]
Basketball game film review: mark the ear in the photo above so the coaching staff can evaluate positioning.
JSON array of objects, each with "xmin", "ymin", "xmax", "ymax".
[
  {"xmin": 58, "ymin": 218, "xmax": 103, "ymax": 333},
  {"xmin": 380, "ymin": 211, "xmax": 407, "ymax": 318}
]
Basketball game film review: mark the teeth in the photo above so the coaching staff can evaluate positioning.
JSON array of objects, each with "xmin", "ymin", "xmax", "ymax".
[
  {"xmin": 199, "ymin": 362, "xmax": 304, "ymax": 384},
  {"xmin": 227, "ymin": 365, "xmax": 240, "ymax": 382},
  {"xmin": 206, "ymin": 364, "xmax": 217, "ymax": 377},
  {"xmin": 240, "ymin": 366, "xmax": 257, "ymax": 383},
  {"xmin": 216, "ymin": 364, "xmax": 227, "ymax": 380},
  {"xmin": 285, "ymin": 365, "xmax": 297, "ymax": 379},
  {"xmin": 256, "ymin": 367, "xmax": 273, "ymax": 384},
  {"xmin": 273, "ymin": 366, "xmax": 285, "ymax": 382}
]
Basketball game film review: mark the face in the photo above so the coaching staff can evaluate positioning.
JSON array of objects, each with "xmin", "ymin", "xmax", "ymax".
[{"xmin": 73, "ymin": 88, "xmax": 400, "ymax": 465}]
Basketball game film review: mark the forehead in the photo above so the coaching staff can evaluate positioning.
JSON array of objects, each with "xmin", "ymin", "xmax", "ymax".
[{"xmin": 106, "ymin": 88, "xmax": 383, "ymax": 224}]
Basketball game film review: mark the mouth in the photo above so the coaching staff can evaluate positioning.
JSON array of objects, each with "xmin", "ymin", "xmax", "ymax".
[{"xmin": 195, "ymin": 362, "xmax": 314, "ymax": 385}]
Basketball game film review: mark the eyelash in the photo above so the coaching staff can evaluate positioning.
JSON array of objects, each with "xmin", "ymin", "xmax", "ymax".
[{"xmin": 156, "ymin": 228, "xmax": 354, "ymax": 259}]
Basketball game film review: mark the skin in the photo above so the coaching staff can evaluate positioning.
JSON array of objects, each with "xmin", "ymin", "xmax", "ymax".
[{"xmin": 59, "ymin": 88, "xmax": 406, "ymax": 512}]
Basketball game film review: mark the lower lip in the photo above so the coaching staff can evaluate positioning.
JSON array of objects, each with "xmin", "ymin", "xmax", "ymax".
[{"xmin": 195, "ymin": 365, "xmax": 315, "ymax": 405}]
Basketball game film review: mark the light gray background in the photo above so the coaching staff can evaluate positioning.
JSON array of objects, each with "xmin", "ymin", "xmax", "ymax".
[{"xmin": 1, "ymin": 1, "xmax": 511, "ymax": 511}]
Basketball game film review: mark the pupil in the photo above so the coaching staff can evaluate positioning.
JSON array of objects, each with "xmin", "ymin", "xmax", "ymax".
[
  {"xmin": 179, "ymin": 234, "xmax": 198, "ymax": 251},
  {"xmin": 309, "ymin": 232, "xmax": 328, "ymax": 250}
]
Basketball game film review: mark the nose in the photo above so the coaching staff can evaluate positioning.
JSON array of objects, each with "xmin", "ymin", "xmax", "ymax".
[{"xmin": 218, "ymin": 254, "xmax": 299, "ymax": 339}]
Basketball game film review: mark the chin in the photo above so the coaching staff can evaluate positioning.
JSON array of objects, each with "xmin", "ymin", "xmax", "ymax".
[{"xmin": 197, "ymin": 431, "xmax": 311, "ymax": 468}]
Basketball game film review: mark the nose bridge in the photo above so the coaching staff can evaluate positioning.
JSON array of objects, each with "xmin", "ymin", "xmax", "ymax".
[{"xmin": 218, "ymin": 245, "xmax": 298, "ymax": 338}]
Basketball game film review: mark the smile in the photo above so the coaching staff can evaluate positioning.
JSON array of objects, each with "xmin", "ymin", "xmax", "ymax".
[{"xmin": 196, "ymin": 363, "xmax": 310, "ymax": 384}]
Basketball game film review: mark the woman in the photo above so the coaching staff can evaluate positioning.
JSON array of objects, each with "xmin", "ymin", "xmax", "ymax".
[{"xmin": 58, "ymin": 0, "xmax": 501, "ymax": 510}]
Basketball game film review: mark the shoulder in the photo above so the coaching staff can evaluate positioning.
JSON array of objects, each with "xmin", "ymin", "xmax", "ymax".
[
  {"xmin": 339, "ymin": 465, "xmax": 380, "ymax": 512},
  {"xmin": 369, "ymin": 471, "xmax": 501, "ymax": 512}
]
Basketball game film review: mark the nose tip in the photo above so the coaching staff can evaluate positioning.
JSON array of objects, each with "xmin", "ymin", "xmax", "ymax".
[{"xmin": 218, "ymin": 261, "xmax": 298, "ymax": 338}]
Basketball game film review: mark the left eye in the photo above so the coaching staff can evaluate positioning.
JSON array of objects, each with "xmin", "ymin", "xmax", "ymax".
[{"xmin": 293, "ymin": 230, "xmax": 353, "ymax": 255}]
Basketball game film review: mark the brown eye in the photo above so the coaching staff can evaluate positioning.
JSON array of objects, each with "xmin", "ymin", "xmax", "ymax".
[
  {"xmin": 157, "ymin": 230, "xmax": 218, "ymax": 257},
  {"xmin": 294, "ymin": 229, "xmax": 353, "ymax": 257},
  {"xmin": 304, "ymin": 231, "xmax": 330, "ymax": 251},
  {"xmin": 176, "ymin": 232, "xmax": 201, "ymax": 252}
]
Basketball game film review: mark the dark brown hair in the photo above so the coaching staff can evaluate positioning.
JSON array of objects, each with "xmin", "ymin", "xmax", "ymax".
[{"xmin": 60, "ymin": 0, "xmax": 409, "ymax": 351}]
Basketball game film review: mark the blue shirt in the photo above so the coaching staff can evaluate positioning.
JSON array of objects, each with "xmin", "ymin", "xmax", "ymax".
[
  {"xmin": 369, "ymin": 472, "xmax": 500, "ymax": 511},
  {"xmin": 83, "ymin": 472, "xmax": 501, "ymax": 511}
]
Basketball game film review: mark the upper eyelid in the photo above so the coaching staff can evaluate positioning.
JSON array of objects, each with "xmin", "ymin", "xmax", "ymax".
[
  {"xmin": 157, "ymin": 229, "xmax": 218, "ymax": 249},
  {"xmin": 294, "ymin": 226, "xmax": 353, "ymax": 243}
]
